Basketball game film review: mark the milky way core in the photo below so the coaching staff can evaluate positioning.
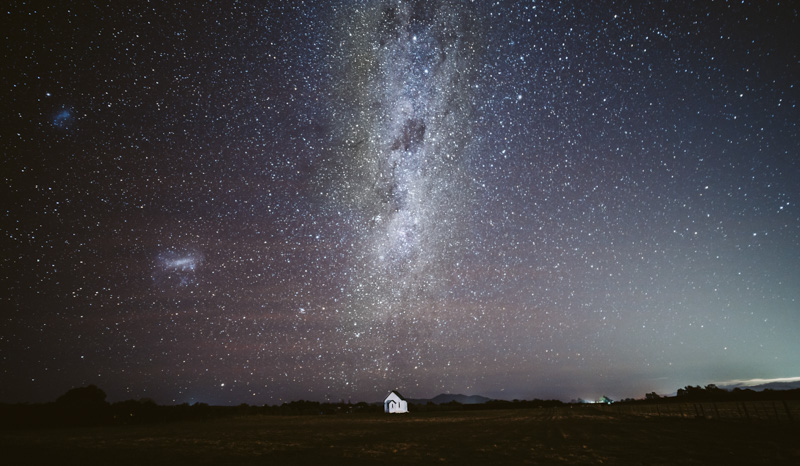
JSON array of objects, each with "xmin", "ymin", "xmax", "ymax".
[{"xmin": 320, "ymin": 0, "xmax": 483, "ymax": 384}]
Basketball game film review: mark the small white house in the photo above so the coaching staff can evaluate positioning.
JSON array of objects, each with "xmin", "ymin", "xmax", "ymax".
[{"xmin": 384, "ymin": 390, "xmax": 409, "ymax": 413}]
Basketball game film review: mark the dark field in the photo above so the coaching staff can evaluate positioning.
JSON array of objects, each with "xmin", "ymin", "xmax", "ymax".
[{"xmin": 3, "ymin": 406, "xmax": 799, "ymax": 465}]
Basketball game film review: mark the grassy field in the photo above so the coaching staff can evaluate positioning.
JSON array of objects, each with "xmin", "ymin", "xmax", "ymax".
[{"xmin": 2, "ymin": 406, "xmax": 799, "ymax": 465}]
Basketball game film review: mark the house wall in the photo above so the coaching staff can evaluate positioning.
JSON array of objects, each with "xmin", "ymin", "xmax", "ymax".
[{"xmin": 384, "ymin": 396, "xmax": 408, "ymax": 413}]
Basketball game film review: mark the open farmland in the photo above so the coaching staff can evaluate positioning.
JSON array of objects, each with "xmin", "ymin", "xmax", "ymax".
[{"xmin": 2, "ymin": 406, "xmax": 799, "ymax": 465}]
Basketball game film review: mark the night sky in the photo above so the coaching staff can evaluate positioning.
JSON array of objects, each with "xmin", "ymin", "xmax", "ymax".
[{"xmin": 3, "ymin": 0, "xmax": 799, "ymax": 406}]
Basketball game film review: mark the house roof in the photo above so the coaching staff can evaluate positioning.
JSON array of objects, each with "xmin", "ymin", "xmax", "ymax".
[{"xmin": 387, "ymin": 390, "xmax": 406, "ymax": 400}]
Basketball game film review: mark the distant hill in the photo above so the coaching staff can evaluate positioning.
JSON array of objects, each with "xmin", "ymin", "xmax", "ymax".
[
  {"xmin": 720, "ymin": 380, "xmax": 800, "ymax": 392},
  {"xmin": 407, "ymin": 393, "xmax": 491, "ymax": 405}
]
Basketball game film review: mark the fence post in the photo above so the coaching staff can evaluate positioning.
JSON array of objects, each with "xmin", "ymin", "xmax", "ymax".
[
  {"xmin": 741, "ymin": 402, "xmax": 750, "ymax": 421},
  {"xmin": 783, "ymin": 401, "xmax": 793, "ymax": 422},
  {"xmin": 713, "ymin": 403, "xmax": 720, "ymax": 420}
]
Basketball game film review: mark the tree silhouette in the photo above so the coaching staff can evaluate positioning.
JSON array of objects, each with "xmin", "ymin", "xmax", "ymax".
[
  {"xmin": 56, "ymin": 384, "xmax": 108, "ymax": 406},
  {"xmin": 55, "ymin": 385, "xmax": 110, "ymax": 426}
]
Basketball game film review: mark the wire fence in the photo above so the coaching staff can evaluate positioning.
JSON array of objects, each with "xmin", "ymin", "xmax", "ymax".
[{"xmin": 591, "ymin": 400, "xmax": 799, "ymax": 422}]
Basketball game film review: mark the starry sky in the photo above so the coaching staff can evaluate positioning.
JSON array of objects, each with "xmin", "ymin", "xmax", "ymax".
[{"xmin": 3, "ymin": 0, "xmax": 799, "ymax": 405}]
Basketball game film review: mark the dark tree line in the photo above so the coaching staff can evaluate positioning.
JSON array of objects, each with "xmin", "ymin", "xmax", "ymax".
[
  {"xmin": 615, "ymin": 384, "xmax": 800, "ymax": 404},
  {"xmin": 4, "ymin": 383, "xmax": 799, "ymax": 429},
  {"xmin": 0, "ymin": 387, "xmax": 386, "ymax": 429},
  {"xmin": 675, "ymin": 384, "xmax": 800, "ymax": 402},
  {"xmin": 0, "ymin": 384, "xmax": 567, "ymax": 429},
  {"xmin": 409, "ymin": 398, "xmax": 564, "ymax": 412}
]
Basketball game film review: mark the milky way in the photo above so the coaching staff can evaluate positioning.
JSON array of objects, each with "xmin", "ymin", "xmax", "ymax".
[
  {"xmin": 321, "ymin": 0, "xmax": 482, "ymax": 387},
  {"xmin": 3, "ymin": 0, "xmax": 799, "ymax": 405}
]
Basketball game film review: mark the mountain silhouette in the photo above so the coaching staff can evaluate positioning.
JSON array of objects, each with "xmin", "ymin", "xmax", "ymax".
[{"xmin": 407, "ymin": 393, "xmax": 491, "ymax": 405}]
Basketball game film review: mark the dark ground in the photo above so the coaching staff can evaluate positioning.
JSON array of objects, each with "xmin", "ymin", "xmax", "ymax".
[{"xmin": 2, "ymin": 406, "xmax": 799, "ymax": 465}]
